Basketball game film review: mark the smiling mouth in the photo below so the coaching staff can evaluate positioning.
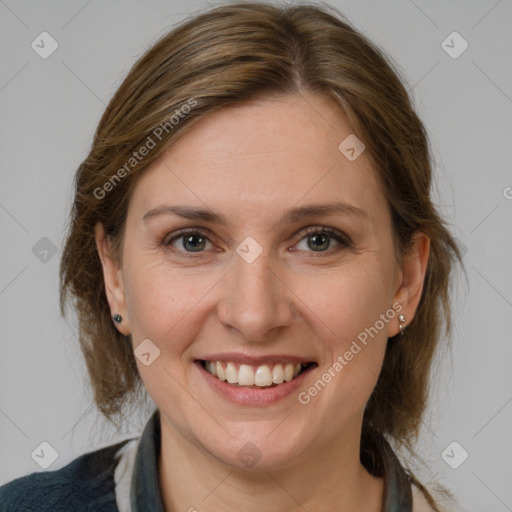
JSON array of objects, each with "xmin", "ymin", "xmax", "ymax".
[{"xmin": 200, "ymin": 360, "xmax": 317, "ymax": 388}]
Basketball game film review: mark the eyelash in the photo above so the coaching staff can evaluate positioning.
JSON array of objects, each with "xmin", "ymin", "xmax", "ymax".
[{"xmin": 163, "ymin": 226, "xmax": 352, "ymax": 259}]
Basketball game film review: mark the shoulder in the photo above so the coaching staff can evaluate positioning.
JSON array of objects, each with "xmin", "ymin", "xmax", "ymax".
[{"xmin": 0, "ymin": 439, "xmax": 131, "ymax": 512}]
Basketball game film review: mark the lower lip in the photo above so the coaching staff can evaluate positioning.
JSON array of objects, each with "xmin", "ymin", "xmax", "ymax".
[{"xmin": 196, "ymin": 361, "xmax": 316, "ymax": 406}]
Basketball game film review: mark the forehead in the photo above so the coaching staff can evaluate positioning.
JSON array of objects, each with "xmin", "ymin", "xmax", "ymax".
[{"xmin": 128, "ymin": 93, "xmax": 388, "ymax": 229}]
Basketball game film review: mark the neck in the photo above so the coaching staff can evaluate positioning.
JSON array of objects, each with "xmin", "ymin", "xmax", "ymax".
[{"xmin": 158, "ymin": 416, "xmax": 384, "ymax": 512}]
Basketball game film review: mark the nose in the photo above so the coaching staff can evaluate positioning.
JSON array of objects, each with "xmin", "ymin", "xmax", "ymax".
[{"xmin": 217, "ymin": 251, "xmax": 295, "ymax": 342}]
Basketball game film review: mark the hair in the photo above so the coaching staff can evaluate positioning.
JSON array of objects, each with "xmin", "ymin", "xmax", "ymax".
[{"xmin": 60, "ymin": 2, "xmax": 464, "ymax": 509}]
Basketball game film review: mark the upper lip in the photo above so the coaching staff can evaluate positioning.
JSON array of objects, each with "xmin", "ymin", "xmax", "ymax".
[{"xmin": 196, "ymin": 353, "xmax": 317, "ymax": 366}]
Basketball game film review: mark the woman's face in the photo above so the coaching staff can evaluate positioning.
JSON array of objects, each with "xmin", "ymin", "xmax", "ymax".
[{"xmin": 100, "ymin": 93, "xmax": 422, "ymax": 470}]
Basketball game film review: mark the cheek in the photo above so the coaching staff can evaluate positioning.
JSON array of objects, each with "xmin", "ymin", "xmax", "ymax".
[
  {"xmin": 290, "ymin": 259, "xmax": 393, "ymax": 405},
  {"xmin": 124, "ymin": 258, "xmax": 219, "ymax": 349},
  {"xmin": 123, "ymin": 260, "xmax": 217, "ymax": 411},
  {"xmin": 293, "ymin": 260, "xmax": 392, "ymax": 345}
]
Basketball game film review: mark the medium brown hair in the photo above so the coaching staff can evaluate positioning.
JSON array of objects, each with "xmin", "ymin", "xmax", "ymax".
[{"xmin": 60, "ymin": 2, "xmax": 463, "ymax": 508}]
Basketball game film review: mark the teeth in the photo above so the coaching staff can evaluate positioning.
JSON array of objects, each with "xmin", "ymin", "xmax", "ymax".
[
  {"xmin": 254, "ymin": 365, "xmax": 272, "ymax": 386},
  {"xmin": 272, "ymin": 364, "xmax": 284, "ymax": 384},
  {"xmin": 284, "ymin": 363, "xmax": 294, "ymax": 382},
  {"xmin": 238, "ymin": 364, "xmax": 255, "ymax": 386},
  {"xmin": 216, "ymin": 362, "xmax": 225, "ymax": 381},
  {"xmin": 226, "ymin": 362, "xmax": 237, "ymax": 384},
  {"xmin": 204, "ymin": 361, "xmax": 308, "ymax": 387}
]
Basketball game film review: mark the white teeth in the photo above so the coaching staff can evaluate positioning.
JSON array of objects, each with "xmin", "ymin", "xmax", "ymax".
[
  {"xmin": 204, "ymin": 360, "xmax": 308, "ymax": 387},
  {"xmin": 225, "ymin": 362, "xmax": 238, "ymax": 384},
  {"xmin": 272, "ymin": 364, "xmax": 284, "ymax": 384},
  {"xmin": 254, "ymin": 365, "xmax": 272, "ymax": 386},
  {"xmin": 238, "ymin": 364, "xmax": 255, "ymax": 386},
  {"xmin": 216, "ymin": 361, "xmax": 225, "ymax": 381},
  {"xmin": 284, "ymin": 363, "xmax": 294, "ymax": 382}
]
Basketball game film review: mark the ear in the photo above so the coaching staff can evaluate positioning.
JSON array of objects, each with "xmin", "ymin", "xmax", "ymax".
[
  {"xmin": 94, "ymin": 222, "xmax": 131, "ymax": 336},
  {"xmin": 389, "ymin": 230, "xmax": 430, "ymax": 337}
]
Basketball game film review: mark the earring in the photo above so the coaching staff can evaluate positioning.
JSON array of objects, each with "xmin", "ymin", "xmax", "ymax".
[
  {"xmin": 112, "ymin": 314, "xmax": 123, "ymax": 324},
  {"xmin": 398, "ymin": 314, "xmax": 406, "ymax": 334}
]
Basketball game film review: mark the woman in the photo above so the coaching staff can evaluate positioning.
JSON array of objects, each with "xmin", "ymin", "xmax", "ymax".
[{"xmin": 0, "ymin": 2, "xmax": 464, "ymax": 511}]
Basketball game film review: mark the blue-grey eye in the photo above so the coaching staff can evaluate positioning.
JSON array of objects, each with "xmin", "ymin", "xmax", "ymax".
[
  {"xmin": 167, "ymin": 232, "xmax": 212, "ymax": 252},
  {"xmin": 182, "ymin": 234, "xmax": 206, "ymax": 252},
  {"xmin": 306, "ymin": 233, "xmax": 331, "ymax": 251},
  {"xmin": 295, "ymin": 228, "xmax": 346, "ymax": 252}
]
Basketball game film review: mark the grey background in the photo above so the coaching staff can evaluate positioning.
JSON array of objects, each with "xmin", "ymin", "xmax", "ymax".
[{"xmin": 0, "ymin": 0, "xmax": 511, "ymax": 510}]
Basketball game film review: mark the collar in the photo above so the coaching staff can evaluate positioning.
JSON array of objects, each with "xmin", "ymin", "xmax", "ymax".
[{"xmin": 130, "ymin": 409, "xmax": 165, "ymax": 511}]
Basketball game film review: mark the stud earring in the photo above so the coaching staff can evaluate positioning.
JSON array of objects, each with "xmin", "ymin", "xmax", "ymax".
[
  {"xmin": 398, "ymin": 314, "xmax": 406, "ymax": 333},
  {"xmin": 112, "ymin": 314, "xmax": 123, "ymax": 324}
]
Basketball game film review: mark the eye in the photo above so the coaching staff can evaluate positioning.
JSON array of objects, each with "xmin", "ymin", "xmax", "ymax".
[
  {"xmin": 163, "ymin": 226, "xmax": 351, "ymax": 257},
  {"xmin": 165, "ymin": 230, "xmax": 213, "ymax": 253},
  {"xmin": 294, "ymin": 226, "xmax": 351, "ymax": 253}
]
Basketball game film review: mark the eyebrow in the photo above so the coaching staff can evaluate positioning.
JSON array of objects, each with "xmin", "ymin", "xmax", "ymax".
[{"xmin": 142, "ymin": 201, "xmax": 368, "ymax": 226}]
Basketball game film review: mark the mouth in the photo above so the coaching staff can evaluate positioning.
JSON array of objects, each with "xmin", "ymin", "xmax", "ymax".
[{"xmin": 198, "ymin": 360, "xmax": 317, "ymax": 388}]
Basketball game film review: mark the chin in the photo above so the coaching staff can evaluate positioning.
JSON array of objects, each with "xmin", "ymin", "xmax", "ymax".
[{"xmin": 200, "ymin": 426, "xmax": 309, "ymax": 472}]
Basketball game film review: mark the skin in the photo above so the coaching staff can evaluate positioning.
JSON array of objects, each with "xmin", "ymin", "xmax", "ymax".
[{"xmin": 96, "ymin": 92, "xmax": 429, "ymax": 511}]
